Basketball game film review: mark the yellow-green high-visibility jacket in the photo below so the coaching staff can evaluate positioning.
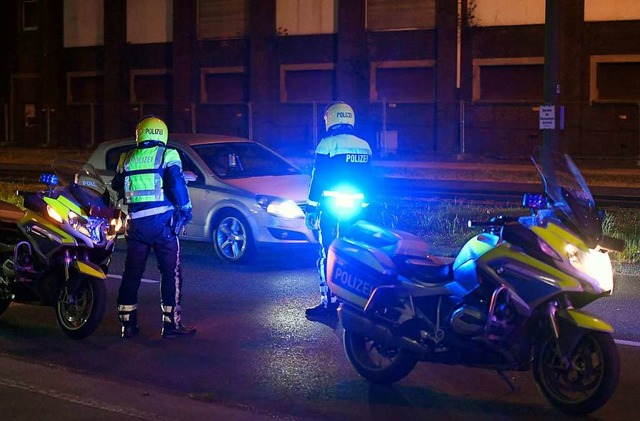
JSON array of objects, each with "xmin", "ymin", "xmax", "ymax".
[{"xmin": 113, "ymin": 144, "xmax": 190, "ymax": 220}]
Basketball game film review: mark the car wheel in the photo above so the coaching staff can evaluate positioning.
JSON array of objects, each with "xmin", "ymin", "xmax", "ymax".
[{"xmin": 212, "ymin": 211, "xmax": 255, "ymax": 263}]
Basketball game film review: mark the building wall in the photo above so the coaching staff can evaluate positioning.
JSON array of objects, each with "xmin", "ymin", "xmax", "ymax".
[{"xmin": 1, "ymin": 0, "xmax": 639, "ymax": 159}]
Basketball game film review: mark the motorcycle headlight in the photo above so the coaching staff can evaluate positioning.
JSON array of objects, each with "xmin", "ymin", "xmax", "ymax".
[
  {"xmin": 565, "ymin": 244, "xmax": 613, "ymax": 293},
  {"xmin": 68, "ymin": 211, "xmax": 91, "ymax": 238},
  {"xmin": 256, "ymin": 196, "xmax": 305, "ymax": 219},
  {"xmin": 46, "ymin": 205, "xmax": 64, "ymax": 223}
]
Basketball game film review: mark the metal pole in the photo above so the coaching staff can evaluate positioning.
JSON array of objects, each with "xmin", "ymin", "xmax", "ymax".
[
  {"xmin": 381, "ymin": 98, "xmax": 387, "ymax": 155},
  {"xmin": 460, "ymin": 100, "xmax": 466, "ymax": 154},
  {"xmin": 4, "ymin": 104, "xmax": 8, "ymax": 143},
  {"xmin": 191, "ymin": 102, "xmax": 196, "ymax": 133},
  {"xmin": 543, "ymin": 0, "xmax": 561, "ymax": 151},
  {"xmin": 312, "ymin": 101, "xmax": 317, "ymax": 149},
  {"xmin": 90, "ymin": 103, "xmax": 95, "ymax": 148},
  {"xmin": 247, "ymin": 102, "xmax": 253, "ymax": 140},
  {"xmin": 45, "ymin": 106, "xmax": 51, "ymax": 147}
]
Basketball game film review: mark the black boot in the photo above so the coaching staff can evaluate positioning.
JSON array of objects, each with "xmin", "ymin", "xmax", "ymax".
[
  {"xmin": 120, "ymin": 310, "xmax": 139, "ymax": 339},
  {"xmin": 305, "ymin": 301, "xmax": 339, "ymax": 319},
  {"xmin": 162, "ymin": 322, "xmax": 197, "ymax": 338}
]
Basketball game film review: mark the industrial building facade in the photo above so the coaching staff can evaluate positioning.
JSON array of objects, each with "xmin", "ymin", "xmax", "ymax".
[{"xmin": 1, "ymin": 0, "xmax": 639, "ymax": 159}]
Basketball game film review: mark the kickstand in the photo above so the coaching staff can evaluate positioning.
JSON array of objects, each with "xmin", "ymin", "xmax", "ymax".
[{"xmin": 496, "ymin": 370, "xmax": 516, "ymax": 392}]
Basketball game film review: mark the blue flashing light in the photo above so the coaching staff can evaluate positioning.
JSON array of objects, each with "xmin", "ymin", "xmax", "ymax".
[
  {"xmin": 523, "ymin": 193, "xmax": 547, "ymax": 209},
  {"xmin": 39, "ymin": 173, "xmax": 59, "ymax": 187}
]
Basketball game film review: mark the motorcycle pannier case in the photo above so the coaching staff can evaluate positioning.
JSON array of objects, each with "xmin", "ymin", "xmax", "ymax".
[{"xmin": 327, "ymin": 221, "xmax": 430, "ymax": 309}]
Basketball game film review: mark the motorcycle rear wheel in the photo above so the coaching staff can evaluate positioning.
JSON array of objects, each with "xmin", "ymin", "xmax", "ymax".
[
  {"xmin": 533, "ymin": 331, "xmax": 619, "ymax": 415},
  {"xmin": 55, "ymin": 276, "xmax": 106, "ymax": 340},
  {"xmin": 343, "ymin": 329, "xmax": 418, "ymax": 384}
]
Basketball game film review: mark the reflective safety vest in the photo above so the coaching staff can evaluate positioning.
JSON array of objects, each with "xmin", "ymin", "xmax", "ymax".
[{"xmin": 120, "ymin": 146, "xmax": 179, "ymax": 204}]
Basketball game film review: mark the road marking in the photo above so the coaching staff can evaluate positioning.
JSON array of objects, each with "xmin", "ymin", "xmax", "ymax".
[
  {"xmin": 107, "ymin": 274, "xmax": 159, "ymax": 284},
  {"xmin": 615, "ymin": 339, "xmax": 640, "ymax": 348},
  {"xmin": 0, "ymin": 377, "xmax": 162, "ymax": 420}
]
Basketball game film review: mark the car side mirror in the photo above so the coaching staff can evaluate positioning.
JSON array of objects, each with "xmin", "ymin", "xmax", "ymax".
[{"xmin": 184, "ymin": 170, "xmax": 198, "ymax": 183}]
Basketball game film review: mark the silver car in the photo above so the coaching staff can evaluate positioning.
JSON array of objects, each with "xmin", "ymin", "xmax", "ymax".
[{"xmin": 87, "ymin": 134, "xmax": 317, "ymax": 263}]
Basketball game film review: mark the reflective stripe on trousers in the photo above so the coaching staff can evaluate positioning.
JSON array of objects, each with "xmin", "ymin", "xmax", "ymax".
[
  {"xmin": 117, "ymin": 304, "xmax": 137, "ymax": 322},
  {"xmin": 162, "ymin": 237, "xmax": 182, "ymax": 326},
  {"xmin": 317, "ymin": 210, "xmax": 339, "ymax": 306},
  {"xmin": 117, "ymin": 215, "xmax": 184, "ymax": 328}
]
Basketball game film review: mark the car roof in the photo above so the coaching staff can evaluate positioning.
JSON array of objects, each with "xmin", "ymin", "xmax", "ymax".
[
  {"xmin": 96, "ymin": 133, "xmax": 256, "ymax": 149},
  {"xmin": 168, "ymin": 133, "xmax": 256, "ymax": 146}
]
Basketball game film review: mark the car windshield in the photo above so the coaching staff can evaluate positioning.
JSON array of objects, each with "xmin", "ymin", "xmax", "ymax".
[{"xmin": 192, "ymin": 142, "xmax": 300, "ymax": 179}]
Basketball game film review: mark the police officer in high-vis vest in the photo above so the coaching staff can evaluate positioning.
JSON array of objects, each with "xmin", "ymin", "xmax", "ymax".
[
  {"xmin": 112, "ymin": 115, "xmax": 196, "ymax": 338},
  {"xmin": 305, "ymin": 102, "xmax": 373, "ymax": 319}
]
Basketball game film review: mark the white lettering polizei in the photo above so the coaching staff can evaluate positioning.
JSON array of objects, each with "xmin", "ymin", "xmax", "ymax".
[
  {"xmin": 345, "ymin": 154, "xmax": 369, "ymax": 163},
  {"xmin": 334, "ymin": 267, "xmax": 373, "ymax": 297}
]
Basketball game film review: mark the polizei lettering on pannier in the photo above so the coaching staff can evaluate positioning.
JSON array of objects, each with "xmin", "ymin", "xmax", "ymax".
[
  {"xmin": 345, "ymin": 154, "xmax": 369, "ymax": 163},
  {"xmin": 334, "ymin": 267, "xmax": 373, "ymax": 297}
]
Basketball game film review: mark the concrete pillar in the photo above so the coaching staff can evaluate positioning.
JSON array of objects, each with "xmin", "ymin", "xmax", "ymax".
[
  {"xmin": 103, "ymin": 0, "xmax": 129, "ymax": 140},
  {"xmin": 42, "ymin": 0, "xmax": 64, "ymax": 146},
  {"xmin": 336, "ymin": 0, "xmax": 372, "ymax": 145},
  {"xmin": 249, "ymin": 0, "xmax": 277, "ymax": 101},
  {"xmin": 172, "ymin": 0, "xmax": 198, "ymax": 133},
  {"xmin": 248, "ymin": 0, "xmax": 278, "ymax": 143},
  {"xmin": 559, "ymin": 0, "xmax": 585, "ymax": 154},
  {"xmin": 435, "ymin": 0, "xmax": 459, "ymax": 153}
]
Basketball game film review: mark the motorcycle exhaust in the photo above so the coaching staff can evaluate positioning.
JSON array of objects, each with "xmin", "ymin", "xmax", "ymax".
[{"xmin": 338, "ymin": 305, "xmax": 430, "ymax": 357}]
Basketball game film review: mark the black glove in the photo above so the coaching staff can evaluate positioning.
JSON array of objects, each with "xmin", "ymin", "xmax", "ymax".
[
  {"xmin": 172, "ymin": 206, "xmax": 192, "ymax": 236},
  {"xmin": 181, "ymin": 206, "xmax": 193, "ymax": 225}
]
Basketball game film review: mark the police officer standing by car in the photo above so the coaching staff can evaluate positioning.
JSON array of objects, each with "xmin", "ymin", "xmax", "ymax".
[
  {"xmin": 112, "ymin": 115, "xmax": 196, "ymax": 338},
  {"xmin": 305, "ymin": 102, "xmax": 373, "ymax": 319}
]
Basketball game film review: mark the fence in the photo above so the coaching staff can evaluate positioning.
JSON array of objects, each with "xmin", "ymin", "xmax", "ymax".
[{"xmin": 1, "ymin": 100, "xmax": 639, "ymax": 161}]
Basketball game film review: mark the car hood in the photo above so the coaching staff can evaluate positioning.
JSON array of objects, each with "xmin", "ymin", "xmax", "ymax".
[{"xmin": 223, "ymin": 174, "xmax": 311, "ymax": 202}]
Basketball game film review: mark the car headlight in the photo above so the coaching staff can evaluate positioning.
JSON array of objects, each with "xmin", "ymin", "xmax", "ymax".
[
  {"xmin": 565, "ymin": 244, "xmax": 613, "ymax": 293},
  {"xmin": 256, "ymin": 195, "xmax": 305, "ymax": 219}
]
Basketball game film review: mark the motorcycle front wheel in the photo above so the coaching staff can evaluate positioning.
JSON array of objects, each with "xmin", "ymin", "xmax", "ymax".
[
  {"xmin": 55, "ymin": 276, "xmax": 106, "ymax": 340},
  {"xmin": 343, "ymin": 329, "xmax": 417, "ymax": 384},
  {"xmin": 533, "ymin": 331, "xmax": 619, "ymax": 415},
  {"xmin": 0, "ymin": 275, "xmax": 11, "ymax": 315}
]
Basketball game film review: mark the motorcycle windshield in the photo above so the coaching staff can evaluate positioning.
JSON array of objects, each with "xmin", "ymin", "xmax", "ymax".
[
  {"xmin": 532, "ymin": 145, "xmax": 602, "ymax": 246},
  {"xmin": 51, "ymin": 158, "xmax": 113, "ymax": 210}
]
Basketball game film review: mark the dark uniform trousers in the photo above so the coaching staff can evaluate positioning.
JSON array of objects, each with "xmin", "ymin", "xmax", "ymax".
[
  {"xmin": 317, "ymin": 209, "xmax": 354, "ymax": 306},
  {"xmin": 117, "ymin": 212, "xmax": 184, "ymax": 327}
]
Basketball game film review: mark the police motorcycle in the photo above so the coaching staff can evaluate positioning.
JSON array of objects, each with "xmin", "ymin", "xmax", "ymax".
[
  {"xmin": 0, "ymin": 158, "xmax": 124, "ymax": 339},
  {"xmin": 326, "ymin": 146, "xmax": 625, "ymax": 415}
]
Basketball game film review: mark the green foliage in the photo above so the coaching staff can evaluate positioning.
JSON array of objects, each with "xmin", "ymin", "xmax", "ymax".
[
  {"xmin": 601, "ymin": 208, "xmax": 640, "ymax": 263},
  {"xmin": 369, "ymin": 199, "xmax": 640, "ymax": 263},
  {"xmin": 368, "ymin": 199, "xmax": 525, "ymax": 257},
  {"xmin": 0, "ymin": 183, "xmax": 26, "ymax": 207}
]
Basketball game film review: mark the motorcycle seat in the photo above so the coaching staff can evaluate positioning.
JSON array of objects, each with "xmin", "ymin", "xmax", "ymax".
[
  {"xmin": 0, "ymin": 201, "xmax": 25, "ymax": 223},
  {"xmin": 398, "ymin": 255, "xmax": 453, "ymax": 285}
]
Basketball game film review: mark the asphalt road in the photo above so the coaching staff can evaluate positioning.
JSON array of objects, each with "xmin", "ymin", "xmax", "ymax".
[{"xmin": 0, "ymin": 240, "xmax": 639, "ymax": 420}]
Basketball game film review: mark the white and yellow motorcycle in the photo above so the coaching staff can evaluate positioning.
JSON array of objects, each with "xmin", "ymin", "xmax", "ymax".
[
  {"xmin": 0, "ymin": 159, "xmax": 124, "ymax": 339},
  {"xmin": 327, "ymin": 146, "xmax": 625, "ymax": 415}
]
